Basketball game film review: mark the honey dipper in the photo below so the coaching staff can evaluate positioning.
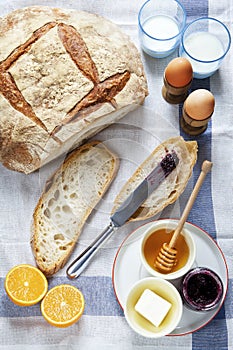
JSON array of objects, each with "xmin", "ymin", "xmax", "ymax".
[{"xmin": 154, "ymin": 160, "xmax": 213, "ymax": 273}]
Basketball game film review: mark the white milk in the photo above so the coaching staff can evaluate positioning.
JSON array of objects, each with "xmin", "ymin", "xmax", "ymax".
[
  {"xmin": 180, "ymin": 32, "xmax": 224, "ymax": 78},
  {"xmin": 141, "ymin": 15, "xmax": 179, "ymax": 57}
]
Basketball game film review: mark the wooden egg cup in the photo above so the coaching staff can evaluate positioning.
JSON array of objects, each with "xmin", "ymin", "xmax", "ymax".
[
  {"xmin": 162, "ymin": 75, "xmax": 192, "ymax": 104},
  {"xmin": 180, "ymin": 108, "xmax": 213, "ymax": 136}
]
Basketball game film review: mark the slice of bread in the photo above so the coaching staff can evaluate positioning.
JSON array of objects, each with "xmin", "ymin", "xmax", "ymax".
[
  {"xmin": 112, "ymin": 136, "xmax": 198, "ymax": 221},
  {"xmin": 31, "ymin": 141, "xmax": 119, "ymax": 276}
]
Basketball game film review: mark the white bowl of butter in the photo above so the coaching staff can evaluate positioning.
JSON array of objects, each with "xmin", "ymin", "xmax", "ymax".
[{"xmin": 124, "ymin": 277, "xmax": 183, "ymax": 338}]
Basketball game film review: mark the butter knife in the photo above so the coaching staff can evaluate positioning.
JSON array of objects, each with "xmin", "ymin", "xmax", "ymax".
[{"xmin": 66, "ymin": 151, "xmax": 179, "ymax": 279}]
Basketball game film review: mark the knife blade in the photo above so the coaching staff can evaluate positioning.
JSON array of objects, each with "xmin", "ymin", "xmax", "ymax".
[{"xmin": 66, "ymin": 150, "xmax": 179, "ymax": 279}]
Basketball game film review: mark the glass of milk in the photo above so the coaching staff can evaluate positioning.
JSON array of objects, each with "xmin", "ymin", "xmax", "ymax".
[
  {"xmin": 138, "ymin": 0, "xmax": 186, "ymax": 58},
  {"xmin": 179, "ymin": 17, "xmax": 231, "ymax": 79}
]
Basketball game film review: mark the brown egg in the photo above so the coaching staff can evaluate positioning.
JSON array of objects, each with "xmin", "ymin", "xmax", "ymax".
[
  {"xmin": 165, "ymin": 57, "xmax": 193, "ymax": 88},
  {"xmin": 184, "ymin": 89, "xmax": 215, "ymax": 120}
]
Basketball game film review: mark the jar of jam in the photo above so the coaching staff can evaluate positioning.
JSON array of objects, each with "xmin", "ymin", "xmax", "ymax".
[{"xmin": 181, "ymin": 267, "xmax": 223, "ymax": 311}]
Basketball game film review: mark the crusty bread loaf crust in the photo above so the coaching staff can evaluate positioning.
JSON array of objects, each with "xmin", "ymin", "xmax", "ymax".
[
  {"xmin": 31, "ymin": 141, "xmax": 119, "ymax": 276},
  {"xmin": 0, "ymin": 6, "xmax": 148, "ymax": 173},
  {"xmin": 112, "ymin": 136, "xmax": 198, "ymax": 221}
]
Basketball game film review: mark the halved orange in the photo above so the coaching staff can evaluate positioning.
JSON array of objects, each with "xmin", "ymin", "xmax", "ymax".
[
  {"xmin": 41, "ymin": 284, "xmax": 85, "ymax": 327},
  {"xmin": 5, "ymin": 264, "xmax": 48, "ymax": 306}
]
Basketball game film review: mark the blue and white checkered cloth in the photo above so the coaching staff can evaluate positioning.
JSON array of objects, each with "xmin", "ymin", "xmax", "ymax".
[{"xmin": 0, "ymin": 0, "xmax": 232, "ymax": 349}]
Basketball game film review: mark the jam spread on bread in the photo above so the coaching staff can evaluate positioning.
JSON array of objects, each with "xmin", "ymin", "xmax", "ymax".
[{"xmin": 160, "ymin": 151, "xmax": 179, "ymax": 177}]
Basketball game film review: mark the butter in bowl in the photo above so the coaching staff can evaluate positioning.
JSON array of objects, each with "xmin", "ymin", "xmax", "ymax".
[{"xmin": 124, "ymin": 277, "xmax": 183, "ymax": 338}]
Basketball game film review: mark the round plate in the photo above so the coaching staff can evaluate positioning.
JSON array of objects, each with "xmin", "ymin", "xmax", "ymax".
[{"xmin": 112, "ymin": 219, "xmax": 228, "ymax": 336}]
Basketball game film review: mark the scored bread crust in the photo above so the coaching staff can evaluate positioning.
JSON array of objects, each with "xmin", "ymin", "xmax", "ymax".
[
  {"xmin": 31, "ymin": 141, "xmax": 119, "ymax": 276},
  {"xmin": 112, "ymin": 136, "xmax": 198, "ymax": 221},
  {"xmin": 0, "ymin": 6, "xmax": 148, "ymax": 174}
]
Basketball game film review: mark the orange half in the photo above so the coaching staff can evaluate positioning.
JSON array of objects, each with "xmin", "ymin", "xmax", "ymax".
[
  {"xmin": 5, "ymin": 264, "xmax": 48, "ymax": 306},
  {"xmin": 41, "ymin": 284, "xmax": 85, "ymax": 327}
]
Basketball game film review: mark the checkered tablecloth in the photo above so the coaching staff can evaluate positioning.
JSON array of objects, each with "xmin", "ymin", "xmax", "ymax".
[{"xmin": 0, "ymin": 0, "xmax": 232, "ymax": 349}]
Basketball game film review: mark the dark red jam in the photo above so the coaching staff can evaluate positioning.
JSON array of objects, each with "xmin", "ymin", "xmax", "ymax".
[
  {"xmin": 181, "ymin": 267, "xmax": 223, "ymax": 311},
  {"xmin": 161, "ymin": 151, "xmax": 179, "ymax": 177}
]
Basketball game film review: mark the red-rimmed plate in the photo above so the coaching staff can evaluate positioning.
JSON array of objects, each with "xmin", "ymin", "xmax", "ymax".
[{"xmin": 112, "ymin": 219, "xmax": 228, "ymax": 336}]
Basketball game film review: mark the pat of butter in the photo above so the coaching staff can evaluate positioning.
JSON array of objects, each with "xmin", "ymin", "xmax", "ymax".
[{"xmin": 135, "ymin": 289, "xmax": 172, "ymax": 327}]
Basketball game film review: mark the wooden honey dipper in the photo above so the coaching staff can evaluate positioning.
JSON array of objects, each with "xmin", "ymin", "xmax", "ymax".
[{"xmin": 154, "ymin": 160, "xmax": 213, "ymax": 273}]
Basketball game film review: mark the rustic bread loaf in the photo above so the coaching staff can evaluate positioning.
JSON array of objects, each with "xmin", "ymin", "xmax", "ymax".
[
  {"xmin": 112, "ymin": 136, "xmax": 198, "ymax": 221},
  {"xmin": 31, "ymin": 141, "xmax": 119, "ymax": 276},
  {"xmin": 0, "ymin": 6, "xmax": 148, "ymax": 174}
]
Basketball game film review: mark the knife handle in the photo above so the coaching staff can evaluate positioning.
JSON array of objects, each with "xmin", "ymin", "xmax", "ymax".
[{"xmin": 66, "ymin": 222, "xmax": 116, "ymax": 279}]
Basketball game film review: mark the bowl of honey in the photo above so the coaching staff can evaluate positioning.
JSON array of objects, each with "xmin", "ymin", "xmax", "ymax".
[{"xmin": 140, "ymin": 219, "xmax": 196, "ymax": 280}]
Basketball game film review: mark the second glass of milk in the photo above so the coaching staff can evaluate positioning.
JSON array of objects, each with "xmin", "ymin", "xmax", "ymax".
[
  {"xmin": 138, "ymin": 0, "xmax": 186, "ymax": 58},
  {"xmin": 179, "ymin": 17, "xmax": 231, "ymax": 79}
]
